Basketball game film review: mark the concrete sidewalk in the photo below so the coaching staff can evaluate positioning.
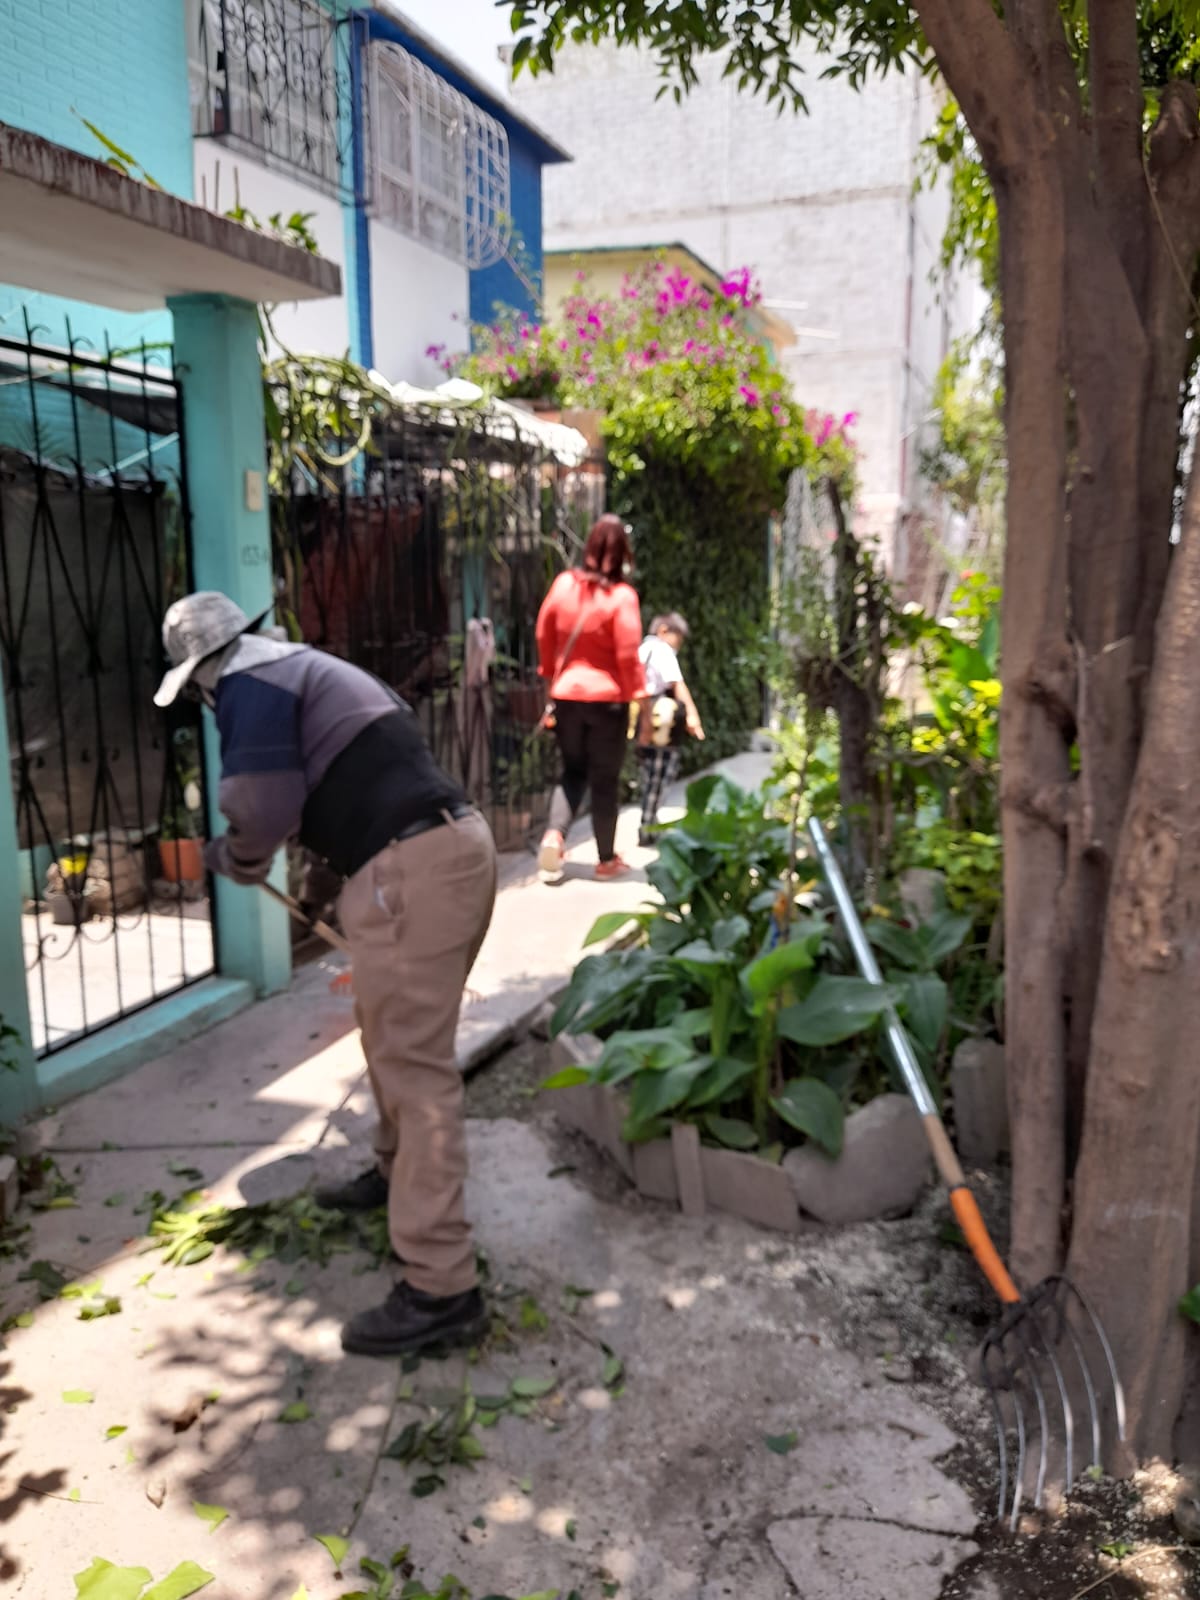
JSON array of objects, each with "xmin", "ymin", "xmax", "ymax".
[{"xmin": 0, "ymin": 756, "xmax": 992, "ymax": 1600}]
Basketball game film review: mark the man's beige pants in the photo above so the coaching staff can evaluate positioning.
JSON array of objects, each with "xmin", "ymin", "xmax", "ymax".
[{"xmin": 339, "ymin": 810, "xmax": 496, "ymax": 1298}]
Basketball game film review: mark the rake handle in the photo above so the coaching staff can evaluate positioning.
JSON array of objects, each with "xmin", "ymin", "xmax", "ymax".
[
  {"xmin": 259, "ymin": 880, "xmax": 351, "ymax": 956},
  {"xmin": 807, "ymin": 817, "xmax": 1022, "ymax": 1308}
]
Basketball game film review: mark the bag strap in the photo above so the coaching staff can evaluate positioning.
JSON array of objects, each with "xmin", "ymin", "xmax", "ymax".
[{"xmin": 552, "ymin": 580, "xmax": 597, "ymax": 684}]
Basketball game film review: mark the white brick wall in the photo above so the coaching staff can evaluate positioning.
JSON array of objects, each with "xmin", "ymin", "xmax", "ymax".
[{"xmin": 512, "ymin": 39, "xmax": 978, "ymax": 558}]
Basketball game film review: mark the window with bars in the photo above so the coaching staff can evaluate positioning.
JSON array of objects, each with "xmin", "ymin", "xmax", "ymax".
[
  {"xmin": 370, "ymin": 42, "xmax": 511, "ymax": 270},
  {"xmin": 189, "ymin": 0, "xmax": 354, "ymax": 199}
]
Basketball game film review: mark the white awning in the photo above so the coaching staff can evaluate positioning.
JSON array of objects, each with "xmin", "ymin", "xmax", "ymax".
[{"xmin": 375, "ymin": 374, "xmax": 590, "ymax": 467}]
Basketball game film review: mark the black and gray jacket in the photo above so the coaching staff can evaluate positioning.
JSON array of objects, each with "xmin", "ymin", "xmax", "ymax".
[{"xmin": 203, "ymin": 638, "xmax": 467, "ymax": 884}]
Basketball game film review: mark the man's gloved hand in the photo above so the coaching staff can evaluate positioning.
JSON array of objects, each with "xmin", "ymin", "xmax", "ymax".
[{"xmin": 203, "ymin": 836, "xmax": 269, "ymax": 886}]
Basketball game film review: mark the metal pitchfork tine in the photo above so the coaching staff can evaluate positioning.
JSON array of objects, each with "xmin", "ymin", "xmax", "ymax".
[{"xmin": 806, "ymin": 818, "xmax": 1127, "ymax": 1529}]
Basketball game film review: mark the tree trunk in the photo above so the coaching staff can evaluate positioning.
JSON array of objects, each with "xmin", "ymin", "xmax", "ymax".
[
  {"xmin": 1067, "ymin": 455, "xmax": 1200, "ymax": 1462},
  {"xmin": 995, "ymin": 154, "xmax": 1075, "ymax": 1285}
]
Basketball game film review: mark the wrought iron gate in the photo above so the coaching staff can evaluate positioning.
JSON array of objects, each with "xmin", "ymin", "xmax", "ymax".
[
  {"xmin": 271, "ymin": 400, "xmax": 606, "ymax": 853},
  {"xmin": 0, "ymin": 317, "xmax": 215, "ymax": 1056}
]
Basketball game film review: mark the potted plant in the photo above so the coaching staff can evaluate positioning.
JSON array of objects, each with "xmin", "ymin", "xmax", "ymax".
[
  {"xmin": 159, "ymin": 770, "xmax": 206, "ymax": 884},
  {"xmin": 47, "ymin": 850, "xmax": 93, "ymax": 926}
]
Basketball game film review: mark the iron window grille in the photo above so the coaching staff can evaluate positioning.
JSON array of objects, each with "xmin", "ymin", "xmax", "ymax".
[
  {"xmin": 189, "ymin": 0, "xmax": 356, "ymax": 200},
  {"xmin": 369, "ymin": 41, "xmax": 511, "ymax": 270}
]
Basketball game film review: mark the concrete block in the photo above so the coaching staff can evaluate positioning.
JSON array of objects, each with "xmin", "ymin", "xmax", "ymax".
[
  {"xmin": 951, "ymin": 1038, "xmax": 1009, "ymax": 1166},
  {"xmin": 0, "ymin": 1153, "xmax": 18, "ymax": 1225},
  {"xmin": 631, "ymin": 1138, "xmax": 678, "ymax": 1203},
  {"xmin": 701, "ymin": 1146, "xmax": 799, "ymax": 1232},
  {"xmin": 784, "ymin": 1093, "xmax": 931, "ymax": 1224},
  {"xmin": 548, "ymin": 1034, "xmax": 633, "ymax": 1178},
  {"xmin": 767, "ymin": 1517, "xmax": 977, "ymax": 1600},
  {"xmin": 671, "ymin": 1122, "xmax": 706, "ymax": 1217}
]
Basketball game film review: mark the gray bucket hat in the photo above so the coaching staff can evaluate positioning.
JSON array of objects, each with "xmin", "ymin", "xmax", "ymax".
[{"xmin": 154, "ymin": 591, "xmax": 271, "ymax": 708}]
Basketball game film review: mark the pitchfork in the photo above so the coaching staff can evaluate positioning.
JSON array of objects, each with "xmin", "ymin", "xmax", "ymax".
[{"xmin": 806, "ymin": 818, "xmax": 1127, "ymax": 1529}]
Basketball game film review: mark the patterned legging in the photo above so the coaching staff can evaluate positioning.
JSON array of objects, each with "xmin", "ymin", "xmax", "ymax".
[{"xmin": 638, "ymin": 745, "xmax": 680, "ymax": 829}]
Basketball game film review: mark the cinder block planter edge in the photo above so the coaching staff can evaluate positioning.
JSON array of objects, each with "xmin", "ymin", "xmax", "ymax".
[{"xmin": 548, "ymin": 1032, "xmax": 931, "ymax": 1232}]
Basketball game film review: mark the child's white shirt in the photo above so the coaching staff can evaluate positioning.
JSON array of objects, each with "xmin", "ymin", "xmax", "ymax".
[{"xmin": 640, "ymin": 635, "xmax": 682, "ymax": 698}]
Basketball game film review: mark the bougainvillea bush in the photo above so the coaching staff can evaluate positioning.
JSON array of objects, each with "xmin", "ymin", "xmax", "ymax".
[{"xmin": 462, "ymin": 262, "xmax": 857, "ymax": 759}]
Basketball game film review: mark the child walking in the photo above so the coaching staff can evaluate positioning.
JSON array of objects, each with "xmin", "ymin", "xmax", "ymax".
[{"xmin": 635, "ymin": 612, "xmax": 704, "ymax": 847}]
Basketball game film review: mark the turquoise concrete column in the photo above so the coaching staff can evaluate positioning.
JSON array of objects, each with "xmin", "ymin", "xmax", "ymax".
[
  {"xmin": 167, "ymin": 294, "xmax": 291, "ymax": 999},
  {"xmin": 0, "ymin": 652, "xmax": 40, "ymax": 1125}
]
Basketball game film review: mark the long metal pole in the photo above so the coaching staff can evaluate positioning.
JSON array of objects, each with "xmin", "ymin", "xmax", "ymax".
[{"xmin": 805, "ymin": 815, "xmax": 937, "ymax": 1117}]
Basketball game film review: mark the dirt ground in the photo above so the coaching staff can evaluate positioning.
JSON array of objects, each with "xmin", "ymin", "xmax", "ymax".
[{"xmin": 468, "ymin": 1032, "xmax": 1200, "ymax": 1600}]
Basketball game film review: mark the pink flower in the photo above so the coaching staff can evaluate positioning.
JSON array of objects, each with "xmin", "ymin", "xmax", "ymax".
[
  {"xmin": 740, "ymin": 385, "xmax": 760, "ymax": 407},
  {"xmin": 816, "ymin": 417, "xmax": 834, "ymax": 447},
  {"xmin": 842, "ymin": 411, "xmax": 858, "ymax": 430},
  {"xmin": 425, "ymin": 342, "xmax": 446, "ymax": 359}
]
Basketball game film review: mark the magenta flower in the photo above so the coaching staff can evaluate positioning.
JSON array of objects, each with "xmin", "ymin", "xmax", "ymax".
[
  {"xmin": 740, "ymin": 385, "xmax": 760, "ymax": 407},
  {"xmin": 842, "ymin": 411, "xmax": 858, "ymax": 429}
]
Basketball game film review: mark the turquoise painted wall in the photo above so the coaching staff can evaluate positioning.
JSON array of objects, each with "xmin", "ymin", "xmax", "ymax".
[{"xmin": 0, "ymin": 0, "xmax": 194, "ymax": 352}]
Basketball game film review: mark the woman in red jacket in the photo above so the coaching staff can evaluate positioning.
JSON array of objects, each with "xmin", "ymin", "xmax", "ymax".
[{"xmin": 536, "ymin": 515, "xmax": 646, "ymax": 881}]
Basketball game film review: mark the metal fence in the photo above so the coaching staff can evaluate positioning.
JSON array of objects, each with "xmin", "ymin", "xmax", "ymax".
[
  {"xmin": 0, "ymin": 318, "xmax": 214, "ymax": 1056},
  {"xmin": 271, "ymin": 400, "xmax": 605, "ymax": 858}
]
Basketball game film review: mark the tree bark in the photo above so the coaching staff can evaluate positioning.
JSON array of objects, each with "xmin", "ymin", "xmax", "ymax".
[
  {"xmin": 994, "ymin": 152, "xmax": 1075, "ymax": 1284},
  {"xmin": 1068, "ymin": 456, "xmax": 1200, "ymax": 1462}
]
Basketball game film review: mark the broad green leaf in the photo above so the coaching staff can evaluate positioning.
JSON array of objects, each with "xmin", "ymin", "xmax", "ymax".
[
  {"xmin": 740, "ymin": 931, "xmax": 822, "ymax": 1007},
  {"xmin": 63, "ymin": 1389, "xmax": 95, "ymax": 1405},
  {"xmin": 180, "ymin": 1242, "xmax": 214, "ymax": 1267},
  {"xmin": 776, "ymin": 975, "xmax": 899, "ymax": 1048},
  {"xmin": 315, "ymin": 1533, "xmax": 350, "ymax": 1570},
  {"xmin": 411, "ymin": 1473, "xmax": 445, "ymax": 1498},
  {"xmin": 771, "ymin": 1079, "xmax": 845, "ymax": 1157},
  {"xmin": 685, "ymin": 1054, "xmax": 755, "ymax": 1109},
  {"xmin": 917, "ymin": 910, "xmax": 972, "ymax": 967},
  {"xmin": 278, "ymin": 1400, "xmax": 312, "ymax": 1424},
  {"xmin": 73, "ymin": 1558, "xmax": 153, "ymax": 1599},
  {"xmin": 582, "ymin": 910, "xmax": 646, "ymax": 948},
  {"xmin": 510, "ymin": 1376, "xmax": 557, "ymax": 1398},
  {"xmin": 625, "ymin": 1057, "xmax": 709, "ymax": 1131},
  {"xmin": 142, "ymin": 1564, "xmax": 216, "ymax": 1600},
  {"xmin": 193, "ymin": 1501, "xmax": 229, "ymax": 1533},
  {"xmin": 764, "ymin": 1431, "xmax": 799, "ymax": 1455},
  {"xmin": 703, "ymin": 1114, "xmax": 758, "ymax": 1151},
  {"xmin": 1180, "ymin": 1285, "xmax": 1200, "ymax": 1324},
  {"xmin": 539, "ymin": 1066, "xmax": 591, "ymax": 1090},
  {"xmin": 898, "ymin": 973, "xmax": 948, "ymax": 1055},
  {"xmin": 712, "ymin": 913, "xmax": 751, "ymax": 952},
  {"xmin": 865, "ymin": 918, "xmax": 923, "ymax": 971},
  {"xmin": 673, "ymin": 939, "xmax": 735, "ymax": 967}
]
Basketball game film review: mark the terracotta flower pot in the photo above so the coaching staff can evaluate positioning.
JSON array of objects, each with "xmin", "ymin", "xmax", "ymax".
[{"xmin": 160, "ymin": 837, "xmax": 206, "ymax": 883}]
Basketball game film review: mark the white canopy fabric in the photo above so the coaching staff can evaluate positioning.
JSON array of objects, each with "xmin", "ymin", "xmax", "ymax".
[{"xmin": 371, "ymin": 373, "xmax": 590, "ymax": 467}]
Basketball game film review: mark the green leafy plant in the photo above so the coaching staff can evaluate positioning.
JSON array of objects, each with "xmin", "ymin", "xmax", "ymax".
[{"xmin": 547, "ymin": 777, "xmax": 915, "ymax": 1150}]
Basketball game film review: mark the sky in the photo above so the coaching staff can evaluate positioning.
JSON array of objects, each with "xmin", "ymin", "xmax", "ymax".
[{"xmin": 390, "ymin": 0, "xmax": 515, "ymax": 99}]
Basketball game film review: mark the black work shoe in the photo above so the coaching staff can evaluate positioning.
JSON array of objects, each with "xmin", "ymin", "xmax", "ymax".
[
  {"xmin": 341, "ymin": 1281, "xmax": 488, "ymax": 1357},
  {"xmin": 313, "ymin": 1167, "xmax": 389, "ymax": 1213}
]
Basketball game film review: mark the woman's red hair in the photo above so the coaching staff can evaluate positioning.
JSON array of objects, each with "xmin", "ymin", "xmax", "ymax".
[{"xmin": 582, "ymin": 514, "xmax": 632, "ymax": 581}]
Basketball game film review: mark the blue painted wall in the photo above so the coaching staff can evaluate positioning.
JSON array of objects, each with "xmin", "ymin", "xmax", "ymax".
[
  {"xmin": 470, "ymin": 135, "xmax": 545, "ymax": 327},
  {"xmin": 0, "ymin": 0, "xmax": 194, "ymax": 351}
]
